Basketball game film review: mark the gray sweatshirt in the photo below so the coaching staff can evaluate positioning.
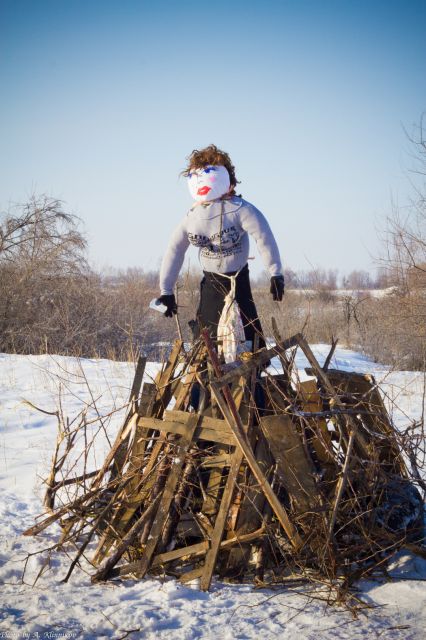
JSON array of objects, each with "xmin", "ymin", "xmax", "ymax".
[{"xmin": 159, "ymin": 196, "xmax": 283, "ymax": 295}]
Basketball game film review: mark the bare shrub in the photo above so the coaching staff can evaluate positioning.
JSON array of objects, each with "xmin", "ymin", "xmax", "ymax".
[
  {"xmin": 363, "ymin": 115, "xmax": 426, "ymax": 369},
  {"xmin": 0, "ymin": 196, "xmax": 196, "ymax": 359}
]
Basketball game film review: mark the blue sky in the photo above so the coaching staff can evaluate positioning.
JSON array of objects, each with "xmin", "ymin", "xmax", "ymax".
[{"xmin": 1, "ymin": 0, "xmax": 425, "ymax": 278}]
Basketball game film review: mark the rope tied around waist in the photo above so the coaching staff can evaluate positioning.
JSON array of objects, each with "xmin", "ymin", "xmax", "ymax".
[{"xmin": 217, "ymin": 267, "xmax": 246, "ymax": 363}]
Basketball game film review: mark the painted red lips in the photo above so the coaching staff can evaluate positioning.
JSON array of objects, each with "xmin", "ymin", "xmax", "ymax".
[{"xmin": 197, "ymin": 186, "xmax": 211, "ymax": 196}]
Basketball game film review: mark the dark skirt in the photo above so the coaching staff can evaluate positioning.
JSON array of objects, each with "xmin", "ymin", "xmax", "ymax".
[{"xmin": 194, "ymin": 263, "xmax": 265, "ymax": 349}]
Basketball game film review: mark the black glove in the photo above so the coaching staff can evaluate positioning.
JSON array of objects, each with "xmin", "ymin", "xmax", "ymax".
[
  {"xmin": 158, "ymin": 294, "xmax": 177, "ymax": 318},
  {"xmin": 270, "ymin": 275, "xmax": 285, "ymax": 301}
]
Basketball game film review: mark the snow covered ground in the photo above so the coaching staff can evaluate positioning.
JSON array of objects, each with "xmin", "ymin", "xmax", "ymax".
[{"xmin": 0, "ymin": 347, "xmax": 425, "ymax": 639}]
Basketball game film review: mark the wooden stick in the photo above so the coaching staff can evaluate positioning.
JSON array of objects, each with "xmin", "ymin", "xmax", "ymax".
[
  {"xmin": 200, "ymin": 444, "xmax": 244, "ymax": 591},
  {"xmin": 404, "ymin": 543, "xmax": 426, "ymax": 560},
  {"xmin": 51, "ymin": 467, "xmax": 112, "ymax": 491},
  {"xmin": 202, "ymin": 329, "xmax": 303, "ymax": 550},
  {"xmin": 91, "ymin": 357, "xmax": 146, "ymax": 490},
  {"xmin": 23, "ymin": 483, "xmax": 109, "ymax": 537},
  {"xmin": 174, "ymin": 285, "xmax": 184, "ymax": 343},
  {"xmin": 90, "ymin": 413, "xmax": 138, "ymax": 489},
  {"xmin": 271, "ymin": 317, "xmax": 292, "ymax": 378},
  {"xmin": 159, "ymin": 455, "xmax": 195, "ymax": 552},
  {"xmin": 91, "ymin": 492, "xmax": 163, "ymax": 583},
  {"xmin": 210, "ymin": 382, "xmax": 303, "ymax": 550},
  {"xmin": 153, "ymin": 541, "xmax": 208, "ymax": 567},
  {"xmin": 129, "ymin": 356, "xmax": 148, "ymax": 413},
  {"xmin": 296, "ymin": 334, "xmax": 370, "ymax": 459},
  {"xmin": 323, "ymin": 337, "xmax": 338, "ymax": 372},
  {"xmin": 327, "ymin": 430, "xmax": 355, "ymax": 543},
  {"xmin": 179, "ymin": 567, "xmax": 204, "ymax": 584},
  {"xmin": 108, "ymin": 527, "xmax": 266, "ymax": 579},
  {"xmin": 215, "ymin": 333, "xmax": 301, "ymax": 388},
  {"xmin": 152, "ymin": 339, "xmax": 184, "ymax": 418},
  {"xmin": 296, "ymin": 335, "xmax": 340, "ymax": 397},
  {"xmin": 135, "ymin": 414, "xmax": 201, "ymax": 578}
]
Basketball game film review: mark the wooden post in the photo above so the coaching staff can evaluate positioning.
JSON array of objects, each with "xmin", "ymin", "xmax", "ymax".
[
  {"xmin": 135, "ymin": 413, "xmax": 201, "ymax": 578},
  {"xmin": 200, "ymin": 445, "xmax": 245, "ymax": 591},
  {"xmin": 201, "ymin": 329, "xmax": 303, "ymax": 550}
]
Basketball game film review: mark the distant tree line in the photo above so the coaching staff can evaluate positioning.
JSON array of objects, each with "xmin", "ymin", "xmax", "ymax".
[{"xmin": 253, "ymin": 267, "xmax": 392, "ymax": 291}]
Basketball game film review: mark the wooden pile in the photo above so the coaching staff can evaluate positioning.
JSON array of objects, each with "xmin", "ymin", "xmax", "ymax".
[{"xmin": 24, "ymin": 330, "xmax": 424, "ymax": 594}]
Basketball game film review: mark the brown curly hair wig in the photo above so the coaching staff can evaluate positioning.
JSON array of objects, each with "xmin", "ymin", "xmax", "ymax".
[{"xmin": 182, "ymin": 144, "xmax": 239, "ymax": 193}]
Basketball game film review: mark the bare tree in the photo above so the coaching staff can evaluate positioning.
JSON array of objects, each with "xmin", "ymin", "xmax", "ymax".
[
  {"xmin": 371, "ymin": 115, "xmax": 426, "ymax": 368},
  {"xmin": 0, "ymin": 195, "xmax": 89, "ymax": 353},
  {"xmin": 0, "ymin": 194, "xmax": 87, "ymax": 272},
  {"xmin": 383, "ymin": 115, "xmax": 426, "ymax": 283}
]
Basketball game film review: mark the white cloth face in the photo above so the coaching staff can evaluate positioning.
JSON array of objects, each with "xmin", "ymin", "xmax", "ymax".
[{"xmin": 187, "ymin": 164, "xmax": 231, "ymax": 202}]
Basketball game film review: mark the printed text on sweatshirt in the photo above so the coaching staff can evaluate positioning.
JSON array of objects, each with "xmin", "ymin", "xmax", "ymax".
[{"xmin": 159, "ymin": 197, "xmax": 283, "ymax": 295}]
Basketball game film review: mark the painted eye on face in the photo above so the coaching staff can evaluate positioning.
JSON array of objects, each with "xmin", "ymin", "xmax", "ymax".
[{"xmin": 187, "ymin": 166, "xmax": 216, "ymax": 179}]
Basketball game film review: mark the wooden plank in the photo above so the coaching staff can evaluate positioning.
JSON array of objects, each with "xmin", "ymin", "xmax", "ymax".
[
  {"xmin": 126, "ymin": 436, "xmax": 166, "ymax": 504},
  {"xmin": 129, "ymin": 356, "xmax": 148, "ymax": 412},
  {"xmin": 324, "ymin": 371, "xmax": 393, "ymax": 429},
  {"xmin": 260, "ymin": 415, "xmax": 317, "ymax": 513},
  {"xmin": 173, "ymin": 344, "xmax": 205, "ymax": 412},
  {"xmin": 156, "ymin": 339, "xmax": 183, "ymax": 388},
  {"xmin": 325, "ymin": 370, "xmax": 406, "ymax": 474},
  {"xmin": 200, "ymin": 446, "xmax": 244, "ymax": 590},
  {"xmin": 152, "ymin": 541, "xmax": 209, "ymax": 567},
  {"xmin": 138, "ymin": 416, "xmax": 186, "ymax": 433},
  {"xmin": 105, "ymin": 379, "xmax": 167, "ymax": 531},
  {"xmin": 159, "ymin": 451, "xmax": 196, "ymax": 551},
  {"xmin": 296, "ymin": 335, "xmax": 371, "ymax": 460},
  {"xmin": 224, "ymin": 431, "xmax": 272, "ymax": 576},
  {"xmin": 138, "ymin": 416, "xmax": 236, "ymax": 446},
  {"xmin": 201, "ymin": 377, "xmax": 246, "ymax": 517},
  {"xmin": 91, "ymin": 412, "xmax": 139, "ymax": 489},
  {"xmin": 297, "ymin": 379, "xmax": 335, "ymax": 466},
  {"xmin": 91, "ymin": 492, "xmax": 163, "ymax": 582},
  {"xmin": 95, "ymin": 356, "xmax": 147, "ymax": 488},
  {"xmin": 179, "ymin": 567, "xmax": 204, "ymax": 584},
  {"xmin": 109, "ymin": 558, "xmax": 200, "ymax": 580},
  {"xmin": 201, "ymin": 329, "xmax": 303, "ymax": 550},
  {"xmin": 200, "ymin": 453, "xmax": 232, "ymax": 468},
  {"xmin": 154, "ymin": 526, "xmax": 267, "ymax": 568},
  {"xmin": 202, "ymin": 452, "xmax": 226, "ymax": 515},
  {"xmin": 108, "ymin": 527, "xmax": 266, "ymax": 579},
  {"xmin": 224, "ymin": 361, "xmax": 268, "ymax": 575},
  {"xmin": 165, "ymin": 410, "xmax": 232, "ymax": 434},
  {"xmin": 137, "ymin": 382, "xmax": 157, "ymax": 417},
  {"xmin": 210, "ymin": 381, "xmax": 303, "ymax": 550},
  {"xmin": 135, "ymin": 413, "xmax": 201, "ymax": 578},
  {"xmin": 151, "ymin": 340, "xmax": 184, "ymax": 418},
  {"xmin": 198, "ymin": 373, "xmax": 249, "ymax": 588},
  {"xmin": 305, "ymin": 367, "xmax": 406, "ymax": 474},
  {"xmin": 262, "ymin": 374, "xmax": 293, "ymax": 413}
]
